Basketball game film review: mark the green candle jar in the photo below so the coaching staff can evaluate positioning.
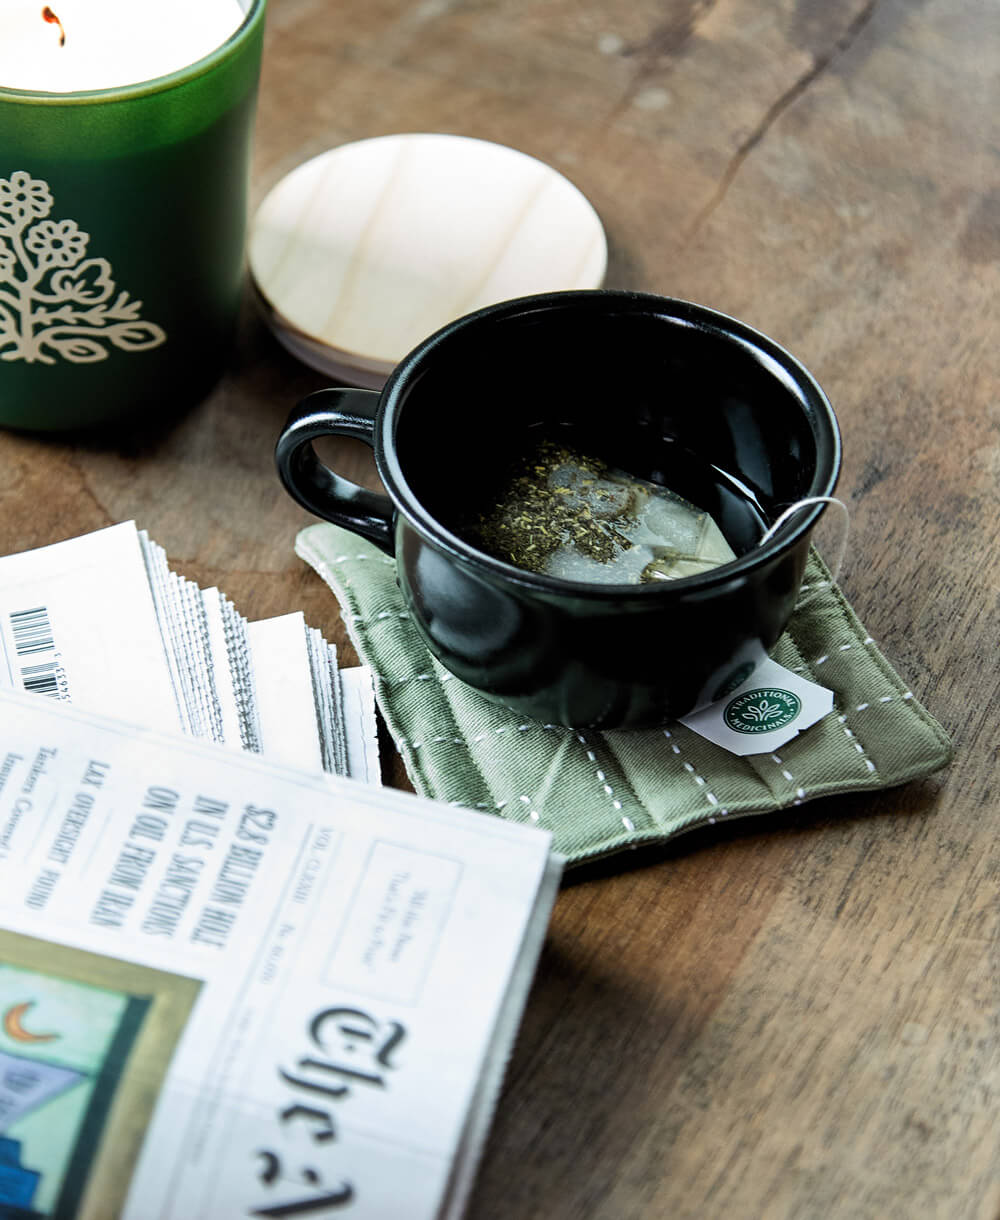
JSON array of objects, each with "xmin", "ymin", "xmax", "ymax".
[{"xmin": 0, "ymin": 0, "xmax": 265, "ymax": 431}]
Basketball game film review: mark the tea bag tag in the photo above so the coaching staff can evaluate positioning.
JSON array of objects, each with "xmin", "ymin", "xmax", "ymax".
[{"xmin": 680, "ymin": 657, "xmax": 834, "ymax": 755}]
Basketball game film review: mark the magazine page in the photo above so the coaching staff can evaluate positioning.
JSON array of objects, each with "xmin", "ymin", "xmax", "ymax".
[{"xmin": 0, "ymin": 688, "xmax": 559, "ymax": 1219}]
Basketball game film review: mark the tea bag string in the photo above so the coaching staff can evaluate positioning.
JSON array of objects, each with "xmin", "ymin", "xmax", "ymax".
[{"xmin": 757, "ymin": 496, "xmax": 850, "ymax": 609}]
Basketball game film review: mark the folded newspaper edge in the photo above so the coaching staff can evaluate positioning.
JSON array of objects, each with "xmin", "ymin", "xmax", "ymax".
[
  {"xmin": 0, "ymin": 522, "xmax": 380, "ymax": 784},
  {"xmin": 0, "ymin": 686, "xmax": 562, "ymax": 1219}
]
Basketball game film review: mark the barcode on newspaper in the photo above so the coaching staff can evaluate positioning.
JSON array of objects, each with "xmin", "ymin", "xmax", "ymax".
[{"xmin": 9, "ymin": 606, "xmax": 67, "ymax": 699}]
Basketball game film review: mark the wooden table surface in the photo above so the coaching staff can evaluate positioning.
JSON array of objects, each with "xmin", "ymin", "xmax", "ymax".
[{"xmin": 2, "ymin": 0, "xmax": 997, "ymax": 1216}]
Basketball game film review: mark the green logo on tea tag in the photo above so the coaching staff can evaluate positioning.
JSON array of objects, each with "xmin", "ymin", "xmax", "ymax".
[
  {"xmin": 724, "ymin": 688, "xmax": 802, "ymax": 734},
  {"xmin": 682, "ymin": 659, "xmax": 833, "ymax": 756}
]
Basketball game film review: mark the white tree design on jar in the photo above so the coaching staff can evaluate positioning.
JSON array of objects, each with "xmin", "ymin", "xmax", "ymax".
[{"xmin": 0, "ymin": 170, "xmax": 167, "ymax": 365}]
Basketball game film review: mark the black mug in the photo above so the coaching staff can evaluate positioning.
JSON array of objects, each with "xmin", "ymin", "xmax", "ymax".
[{"xmin": 275, "ymin": 290, "xmax": 841, "ymax": 729}]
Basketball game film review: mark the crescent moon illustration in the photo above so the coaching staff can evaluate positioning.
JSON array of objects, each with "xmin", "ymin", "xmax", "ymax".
[{"xmin": 3, "ymin": 1001, "xmax": 58, "ymax": 1043}]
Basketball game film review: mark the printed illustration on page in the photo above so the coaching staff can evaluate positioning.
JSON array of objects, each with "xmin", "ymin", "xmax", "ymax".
[{"xmin": 0, "ymin": 931, "xmax": 201, "ymax": 1220}]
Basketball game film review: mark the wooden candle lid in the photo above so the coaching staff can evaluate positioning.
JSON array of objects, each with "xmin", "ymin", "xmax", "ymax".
[{"xmin": 249, "ymin": 133, "xmax": 607, "ymax": 388}]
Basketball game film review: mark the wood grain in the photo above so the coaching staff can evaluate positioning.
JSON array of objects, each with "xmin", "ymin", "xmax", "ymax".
[
  {"xmin": 249, "ymin": 132, "xmax": 606, "ymax": 377},
  {"xmin": 1, "ymin": 0, "xmax": 997, "ymax": 1216}
]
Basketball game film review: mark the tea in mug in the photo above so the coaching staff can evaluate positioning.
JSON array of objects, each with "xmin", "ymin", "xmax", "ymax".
[{"xmin": 463, "ymin": 440, "xmax": 741, "ymax": 585}]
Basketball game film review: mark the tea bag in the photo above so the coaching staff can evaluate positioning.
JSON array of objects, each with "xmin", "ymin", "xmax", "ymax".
[{"xmin": 469, "ymin": 441, "xmax": 735, "ymax": 585}]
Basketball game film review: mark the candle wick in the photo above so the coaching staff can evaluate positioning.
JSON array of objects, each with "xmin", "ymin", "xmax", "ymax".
[{"xmin": 41, "ymin": 6, "xmax": 66, "ymax": 47}]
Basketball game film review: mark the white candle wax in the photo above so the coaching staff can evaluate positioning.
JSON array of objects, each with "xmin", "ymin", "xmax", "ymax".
[{"xmin": 0, "ymin": 0, "xmax": 246, "ymax": 92}]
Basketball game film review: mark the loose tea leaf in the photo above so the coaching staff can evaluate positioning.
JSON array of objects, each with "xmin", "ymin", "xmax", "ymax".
[{"xmin": 466, "ymin": 441, "xmax": 736, "ymax": 585}]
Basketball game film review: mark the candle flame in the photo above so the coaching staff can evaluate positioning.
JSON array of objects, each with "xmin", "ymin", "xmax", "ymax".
[{"xmin": 41, "ymin": 6, "xmax": 66, "ymax": 47}]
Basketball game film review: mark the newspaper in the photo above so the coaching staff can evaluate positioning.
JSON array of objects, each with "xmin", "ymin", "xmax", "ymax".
[
  {"xmin": 0, "ymin": 523, "xmax": 379, "ymax": 783},
  {"xmin": 0, "ymin": 687, "xmax": 561, "ymax": 1218}
]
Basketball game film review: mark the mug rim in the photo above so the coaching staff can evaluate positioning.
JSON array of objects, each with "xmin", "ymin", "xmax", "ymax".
[{"xmin": 377, "ymin": 289, "xmax": 842, "ymax": 599}]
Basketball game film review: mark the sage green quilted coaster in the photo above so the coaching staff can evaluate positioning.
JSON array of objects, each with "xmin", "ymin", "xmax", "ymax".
[{"xmin": 296, "ymin": 523, "xmax": 952, "ymax": 867}]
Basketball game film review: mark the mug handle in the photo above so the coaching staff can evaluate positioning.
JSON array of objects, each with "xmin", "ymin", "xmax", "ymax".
[{"xmin": 275, "ymin": 387, "xmax": 395, "ymax": 554}]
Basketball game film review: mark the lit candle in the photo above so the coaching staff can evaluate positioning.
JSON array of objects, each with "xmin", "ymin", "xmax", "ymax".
[
  {"xmin": 0, "ymin": 0, "xmax": 245, "ymax": 92},
  {"xmin": 0, "ymin": 0, "xmax": 265, "ymax": 431}
]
